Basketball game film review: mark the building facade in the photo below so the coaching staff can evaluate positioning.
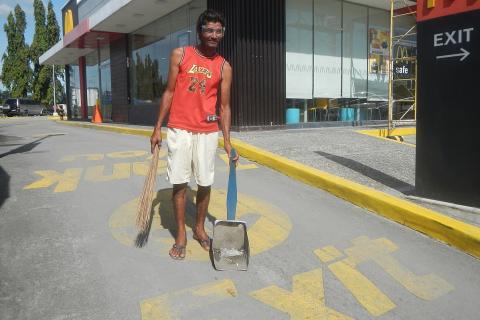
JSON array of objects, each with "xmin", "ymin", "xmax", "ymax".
[{"xmin": 40, "ymin": 0, "xmax": 415, "ymax": 129}]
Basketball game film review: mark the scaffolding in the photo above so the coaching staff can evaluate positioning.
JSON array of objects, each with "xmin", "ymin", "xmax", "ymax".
[{"xmin": 388, "ymin": 0, "xmax": 417, "ymax": 130}]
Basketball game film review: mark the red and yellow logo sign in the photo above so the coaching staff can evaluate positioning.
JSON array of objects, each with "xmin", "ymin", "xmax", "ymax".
[{"xmin": 64, "ymin": 9, "xmax": 73, "ymax": 34}]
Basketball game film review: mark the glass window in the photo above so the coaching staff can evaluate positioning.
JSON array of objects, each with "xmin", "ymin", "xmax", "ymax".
[
  {"xmin": 392, "ymin": 12, "xmax": 416, "ymax": 120},
  {"xmin": 313, "ymin": 0, "xmax": 342, "ymax": 98},
  {"xmin": 5, "ymin": 99, "xmax": 17, "ymax": 107},
  {"xmin": 368, "ymin": 8, "xmax": 390, "ymax": 101},
  {"xmin": 99, "ymin": 45, "xmax": 112, "ymax": 121},
  {"xmin": 285, "ymin": 0, "xmax": 393, "ymax": 122},
  {"xmin": 129, "ymin": 0, "xmax": 207, "ymax": 106},
  {"xmin": 286, "ymin": 0, "xmax": 313, "ymax": 99},
  {"xmin": 69, "ymin": 64, "xmax": 81, "ymax": 119},
  {"xmin": 84, "ymin": 45, "xmax": 111, "ymax": 120},
  {"xmin": 342, "ymin": 2, "xmax": 368, "ymax": 99},
  {"xmin": 85, "ymin": 50, "xmax": 99, "ymax": 119}
]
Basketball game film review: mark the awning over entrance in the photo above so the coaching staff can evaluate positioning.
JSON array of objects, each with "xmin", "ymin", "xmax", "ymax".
[
  {"xmin": 40, "ymin": 0, "xmax": 190, "ymax": 65},
  {"xmin": 40, "ymin": 19, "xmax": 121, "ymax": 65}
]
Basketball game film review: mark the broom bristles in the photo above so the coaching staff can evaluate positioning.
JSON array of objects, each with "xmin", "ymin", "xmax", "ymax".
[{"xmin": 136, "ymin": 145, "xmax": 160, "ymax": 232}]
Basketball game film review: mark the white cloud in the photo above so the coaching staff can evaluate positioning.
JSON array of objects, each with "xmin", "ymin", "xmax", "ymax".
[{"xmin": 0, "ymin": 4, "xmax": 13, "ymax": 18}]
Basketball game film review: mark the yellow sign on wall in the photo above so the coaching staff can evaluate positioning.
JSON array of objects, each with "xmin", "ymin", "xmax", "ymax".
[{"xmin": 64, "ymin": 9, "xmax": 73, "ymax": 34}]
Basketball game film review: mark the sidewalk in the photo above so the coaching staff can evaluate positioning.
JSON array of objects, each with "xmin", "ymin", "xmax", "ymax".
[{"xmin": 55, "ymin": 120, "xmax": 480, "ymax": 258}]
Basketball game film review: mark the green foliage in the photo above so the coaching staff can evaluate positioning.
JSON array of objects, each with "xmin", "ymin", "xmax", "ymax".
[
  {"xmin": 134, "ymin": 53, "xmax": 164, "ymax": 102},
  {"xmin": 31, "ymin": 0, "xmax": 47, "ymax": 59},
  {"xmin": 0, "ymin": 90, "xmax": 10, "ymax": 104},
  {"xmin": 1, "ymin": 1, "xmax": 64, "ymax": 106},
  {"xmin": 31, "ymin": 0, "xmax": 48, "ymax": 103},
  {"xmin": 1, "ymin": 5, "xmax": 32, "ymax": 98},
  {"xmin": 46, "ymin": 1, "xmax": 60, "ymax": 47},
  {"xmin": 45, "ymin": 0, "xmax": 64, "ymax": 106}
]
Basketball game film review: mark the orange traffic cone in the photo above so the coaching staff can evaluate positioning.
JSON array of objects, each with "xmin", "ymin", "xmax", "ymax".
[{"xmin": 92, "ymin": 98, "xmax": 103, "ymax": 123}]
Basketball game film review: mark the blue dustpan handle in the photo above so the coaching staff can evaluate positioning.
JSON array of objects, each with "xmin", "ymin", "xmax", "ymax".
[{"xmin": 227, "ymin": 148, "xmax": 237, "ymax": 221}]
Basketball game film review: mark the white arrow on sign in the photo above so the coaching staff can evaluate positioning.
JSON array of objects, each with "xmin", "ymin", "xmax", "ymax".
[{"xmin": 436, "ymin": 48, "xmax": 470, "ymax": 61}]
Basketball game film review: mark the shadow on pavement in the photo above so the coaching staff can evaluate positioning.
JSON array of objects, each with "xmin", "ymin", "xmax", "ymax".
[
  {"xmin": 0, "ymin": 133, "xmax": 65, "ymax": 210},
  {"xmin": 315, "ymin": 150, "xmax": 415, "ymax": 194},
  {"xmin": 0, "ymin": 135, "xmax": 50, "ymax": 159},
  {"xmin": 135, "ymin": 187, "xmax": 217, "ymax": 248},
  {"xmin": 0, "ymin": 166, "xmax": 10, "ymax": 210}
]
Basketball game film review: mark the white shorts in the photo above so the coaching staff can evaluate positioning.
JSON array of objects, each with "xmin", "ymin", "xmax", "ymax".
[{"xmin": 166, "ymin": 128, "xmax": 219, "ymax": 186}]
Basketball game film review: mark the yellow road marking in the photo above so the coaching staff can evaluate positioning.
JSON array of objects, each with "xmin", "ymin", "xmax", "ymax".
[
  {"xmin": 60, "ymin": 153, "xmax": 104, "ymax": 162},
  {"xmin": 140, "ymin": 279, "xmax": 237, "ymax": 320},
  {"xmin": 313, "ymin": 237, "xmax": 453, "ymax": 315},
  {"xmin": 371, "ymin": 250, "xmax": 454, "ymax": 300},
  {"xmin": 24, "ymin": 161, "xmax": 169, "ymax": 192},
  {"xmin": 219, "ymin": 153, "xmax": 258, "ymax": 170},
  {"xmin": 23, "ymin": 168, "xmax": 83, "ymax": 193},
  {"xmin": 342, "ymin": 236, "xmax": 397, "ymax": 266},
  {"xmin": 146, "ymin": 148, "xmax": 167, "ymax": 160},
  {"xmin": 107, "ymin": 150, "xmax": 148, "ymax": 159},
  {"xmin": 329, "ymin": 260, "xmax": 396, "ymax": 316},
  {"xmin": 84, "ymin": 163, "xmax": 131, "ymax": 182},
  {"xmin": 314, "ymin": 245, "xmax": 344, "ymax": 263},
  {"xmin": 109, "ymin": 188, "xmax": 292, "ymax": 261},
  {"xmin": 250, "ymin": 269, "xmax": 353, "ymax": 319},
  {"xmin": 60, "ymin": 150, "xmax": 156, "ymax": 162},
  {"xmin": 343, "ymin": 236, "xmax": 453, "ymax": 299},
  {"xmin": 132, "ymin": 160, "xmax": 167, "ymax": 176}
]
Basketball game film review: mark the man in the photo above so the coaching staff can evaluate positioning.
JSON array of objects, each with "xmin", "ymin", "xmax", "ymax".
[{"xmin": 150, "ymin": 9, "xmax": 238, "ymax": 260}]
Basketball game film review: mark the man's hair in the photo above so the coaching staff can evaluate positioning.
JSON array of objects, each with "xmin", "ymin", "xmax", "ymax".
[{"xmin": 196, "ymin": 9, "xmax": 225, "ymax": 34}]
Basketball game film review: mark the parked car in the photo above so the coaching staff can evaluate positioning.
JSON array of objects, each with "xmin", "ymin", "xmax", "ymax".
[{"xmin": 2, "ymin": 98, "xmax": 45, "ymax": 116}]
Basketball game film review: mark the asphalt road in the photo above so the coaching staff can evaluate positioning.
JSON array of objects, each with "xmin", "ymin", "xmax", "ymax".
[{"xmin": 1, "ymin": 117, "xmax": 479, "ymax": 320}]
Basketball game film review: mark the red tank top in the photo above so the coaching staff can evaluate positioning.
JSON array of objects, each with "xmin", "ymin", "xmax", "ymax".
[{"xmin": 168, "ymin": 46, "xmax": 226, "ymax": 133}]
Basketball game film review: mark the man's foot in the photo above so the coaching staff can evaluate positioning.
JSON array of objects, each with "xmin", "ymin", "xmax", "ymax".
[
  {"xmin": 169, "ymin": 230, "xmax": 187, "ymax": 260},
  {"xmin": 169, "ymin": 244, "xmax": 186, "ymax": 260},
  {"xmin": 193, "ymin": 230, "xmax": 211, "ymax": 251}
]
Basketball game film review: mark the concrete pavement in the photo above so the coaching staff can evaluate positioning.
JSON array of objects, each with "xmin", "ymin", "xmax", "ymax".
[{"xmin": 1, "ymin": 117, "xmax": 480, "ymax": 319}]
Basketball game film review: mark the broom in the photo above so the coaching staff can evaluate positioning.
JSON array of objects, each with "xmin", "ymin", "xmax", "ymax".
[{"xmin": 136, "ymin": 144, "xmax": 160, "ymax": 232}]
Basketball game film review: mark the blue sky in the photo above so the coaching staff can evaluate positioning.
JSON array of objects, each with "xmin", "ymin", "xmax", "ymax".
[{"xmin": 0, "ymin": 0, "xmax": 64, "ymax": 90}]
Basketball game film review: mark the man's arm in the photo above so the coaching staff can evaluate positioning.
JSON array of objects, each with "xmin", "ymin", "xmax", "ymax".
[
  {"xmin": 150, "ymin": 47, "xmax": 183, "ymax": 153},
  {"xmin": 219, "ymin": 62, "xmax": 239, "ymax": 163}
]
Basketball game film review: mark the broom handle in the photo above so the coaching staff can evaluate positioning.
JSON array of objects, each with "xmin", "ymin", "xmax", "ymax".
[{"xmin": 226, "ymin": 148, "xmax": 237, "ymax": 221}]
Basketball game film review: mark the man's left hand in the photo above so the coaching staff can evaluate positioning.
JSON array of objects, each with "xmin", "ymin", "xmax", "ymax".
[{"xmin": 224, "ymin": 142, "xmax": 239, "ymax": 166}]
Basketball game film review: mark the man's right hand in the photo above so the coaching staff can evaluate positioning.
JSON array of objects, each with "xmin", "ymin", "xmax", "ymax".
[{"xmin": 150, "ymin": 128, "xmax": 162, "ymax": 153}]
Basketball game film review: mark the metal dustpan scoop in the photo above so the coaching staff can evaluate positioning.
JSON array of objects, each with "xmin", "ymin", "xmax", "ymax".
[{"xmin": 212, "ymin": 149, "xmax": 249, "ymax": 271}]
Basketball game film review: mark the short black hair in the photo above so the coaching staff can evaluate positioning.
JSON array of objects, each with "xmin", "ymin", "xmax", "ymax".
[{"xmin": 196, "ymin": 9, "xmax": 225, "ymax": 34}]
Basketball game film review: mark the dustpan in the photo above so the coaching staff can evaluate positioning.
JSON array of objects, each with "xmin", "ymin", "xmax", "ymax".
[{"xmin": 212, "ymin": 149, "xmax": 249, "ymax": 271}]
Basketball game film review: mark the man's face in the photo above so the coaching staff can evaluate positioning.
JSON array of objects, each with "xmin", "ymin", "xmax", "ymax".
[{"xmin": 199, "ymin": 21, "xmax": 224, "ymax": 49}]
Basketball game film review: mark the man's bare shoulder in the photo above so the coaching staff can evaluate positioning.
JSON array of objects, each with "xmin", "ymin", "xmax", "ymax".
[
  {"xmin": 223, "ymin": 60, "xmax": 232, "ymax": 72},
  {"xmin": 171, "ymin": 47, "xmax": 185, "ymax": 56},
  {"xmin": 170, "ymin": 47, "xmax": 185, "ymax": 64}
]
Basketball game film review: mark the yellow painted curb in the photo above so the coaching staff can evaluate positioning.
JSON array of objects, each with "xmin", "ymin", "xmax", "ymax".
[
  {"xmin": 56, "ymin": 120, "xmax": 480, "ymax": 259},
  {"xmin": 56, "ymin": 120, "xmax": 166, "ymax": 139},
  {"xmin": 357, "ymin": 127, "xmax": 416, "ymax": 147},
  {"xmin": 358, "ymin": 127, "xmax": 416, "ymax": 137}
]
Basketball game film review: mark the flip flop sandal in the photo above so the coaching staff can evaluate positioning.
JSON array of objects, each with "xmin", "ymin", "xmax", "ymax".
[
  {"xmin": 193, "ymin": 234, "xmax": 211, "ymax": 251},
  {"xmin": 169, "ymin": 244, "xmax": 186, "ymax": 260}
]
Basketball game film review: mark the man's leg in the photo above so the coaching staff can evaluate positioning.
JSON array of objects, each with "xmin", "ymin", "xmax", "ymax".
[
  {"xmin": 170, "ymin": 183, "xmax": 188, "ymax": 258},
  {"xmin": 194, "ymin": 185, "xmax": 211, "ymax": 250},
  {"xmin": 191, "ymin": 131, "xmax": 218, "ymax": 251}
]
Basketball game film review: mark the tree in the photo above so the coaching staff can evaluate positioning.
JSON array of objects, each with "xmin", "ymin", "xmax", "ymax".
[
  {"xmin": 31, "ymin": 0, "xmax": 49, "ymax": 103},
  {"xmin": 1, "ymin": 5, "xmax": 32, "ymax": 98},
  {"xmin": 46, "ymin": 1, "xmax": 60, "ymax": 49}
]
